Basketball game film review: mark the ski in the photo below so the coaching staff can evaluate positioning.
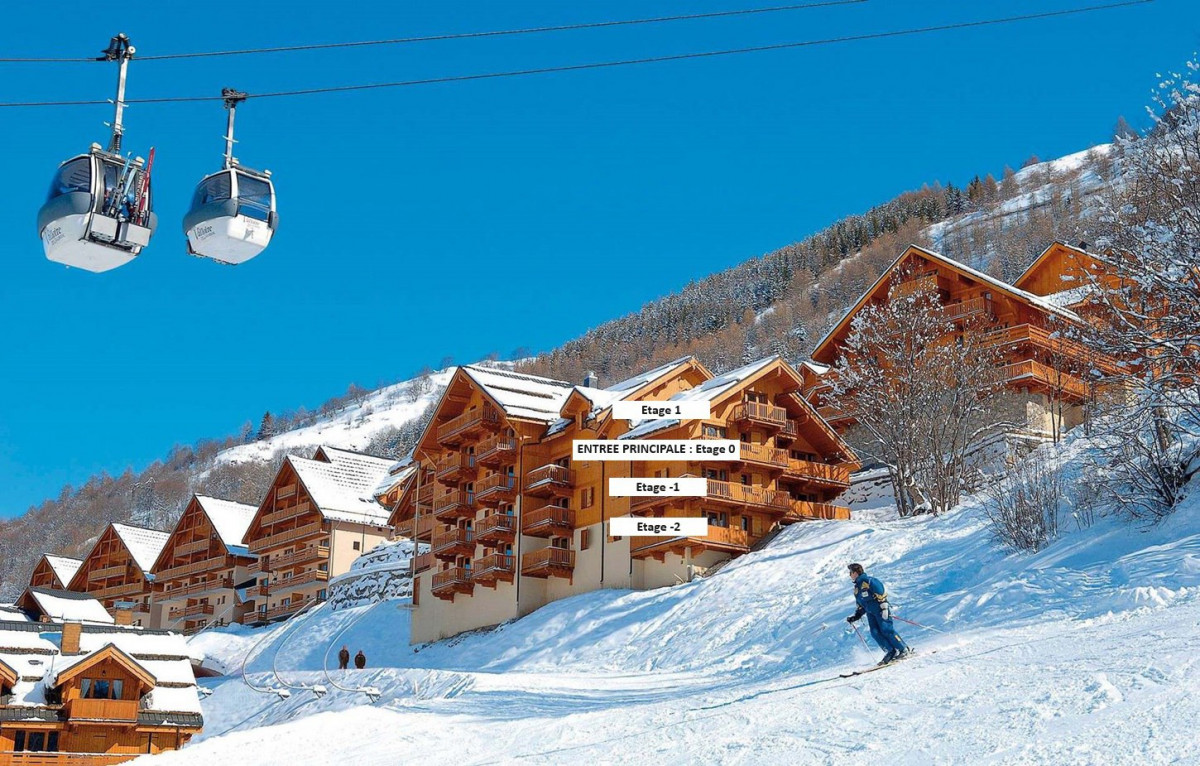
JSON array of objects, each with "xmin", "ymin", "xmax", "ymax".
[{"xmin": 840, "ymin": 650, "xmax": 933, "ymax": 678}]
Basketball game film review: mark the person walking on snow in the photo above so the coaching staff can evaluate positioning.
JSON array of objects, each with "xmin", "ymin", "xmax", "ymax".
[
  {"xmin": 338, "ymin": 645, "xmax": 350, "ymax": 670},
  {"xmin": 354, "ymin": 649, "xmax": 366, "ymax": 670},
  {"xmin": 846, "ymin": 563, "xmax": 911, "ymax": 665}
]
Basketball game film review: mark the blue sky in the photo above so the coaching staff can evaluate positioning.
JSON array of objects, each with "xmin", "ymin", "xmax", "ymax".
[{"xmin": 0, "ymin": 0, "xmax": 1194, "ymax": 516}]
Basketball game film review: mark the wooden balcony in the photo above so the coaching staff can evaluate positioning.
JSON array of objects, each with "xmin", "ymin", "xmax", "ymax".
[
  {"xmin": 730, "ymin": 401, "xmax": 788, "ymax": 430},
  {"xmin": 942, "ymin": 296, "xmax": 991, "ymax": 322},
  {"xmin": 168, "ymin": 603, "xmax": 215, "ymax": 621},
  {"xmin": 476, "ymin": 435, "xmax": 516, "ymax": 466},
  {"xmin": 275, "ymin": 569, "xmax": 329, "ymax": 590},
  {"xmin": 890, "ymin": 271, "xmax": 946, "ymax": 298},
  {"xmin": 524, "ymin": 464, "xmax": 574, "ymax": 497},
  {"xmin": 435, "ymin": 452, "xmax": 477, "ymax": 484},
  {"xmin": 436, "ymin": 406, "xmax": 501, "ymax": 445},
  {"xmin": 65, "ymin": 697, "xmax": 139, "ymax": 722},
  {"xmin": 472, "ymin": 553, "xmax": 515, "ymax": 585},
  {"xmin": 431, "ymin": 528, "xmax": 475, "ymax": 560},
  {"xmin": 262, "ymin": 544, "xmax": 330, "ymax": 573},
  {"xmin": 784, "ymin": 459, "xmax": 852, "ymax": 487},
  {"xmin": 89, "ymin": 581, "xmax": 145, "ymax": 600},
  {"xmin": 782, "ymin": 501, "xmax": 852, "ymax": 523},
  {"xmin": 260, "ymin": 501, "xmax": 314, "ymax": 527},
  {"xmin": 433, "ymin": 490, "xmax": 475, "ymax": 521},
  {"xmin": 475, "ymin": 512, "xmax": 517, "ymax": 545},
  {"xmin": 173, "ymin": 538, "xmax": 216, "ymax": 557},
  {"xmin": 258, "ymin": 598, "xmax": 315, "ymax": 622},
  {"xmin": 986, "ymin": 324, "xmax": 1121, "ymax": 375},
  {"xmin": 521, "ymin": 547, "xmax": 575, "ymax": 579},
  {"xmin": 394, "ymin": 514, "xmax": 436, "ymax": 541},
  {"xmin": 412, "ymin": 552, "xmax": 434, "ymax": 573},
  {"xmin": 475, "ymin": 473, "xmax": 517, "ymax": 505},
  {"xmin": 253, "ymin": 584, "xmax": 270, "ymax": 597},
  {"xmin": 631, "ymin": 524, "xmax": 751, "ymax": 558},
  {"xmin": 705, "ymin": 479, "xmax": 792, "ymax": 512},
  {"xmin": 164, "ymin": 576, "xmax": 234, "ymax": 599},
  {"xmin": 816, "ymin": 404, "xmax": 855, "ymax": 425},
  {"xmin": 776, "ymin": 418, "xmax": 800, "ymax": 441},
  {"xmin": 522, "ymin": 505, "xmax": 575, "ymax": 537},
  {"xmin": 431, "ymin": 567, "xmax": 474, "ymax": 600},
  {"xmin": 155, "ymin": 554, "xmax": 229, "ymax": 581},
  {"xmin": 737, "ymin": 442, "xmax": 789, "ymax": 469},
  {"xmin": 277, "ymin": 483, "xmax": 298, "ymax": 499},
  {"xmin": 88, "ymin": 564, "xmax": 126, "ymax": 581},
  {"xmin": 249, "ymin": 521, "xmax": 326, "ymax": 553},
  {"xmin": 417, "ymin": 482, "xmax": 435, "ymax": 503},
  {"xmin": 0, "ymin": 753, "xmax": 142, "ymax": 765},
  {"xmin": 1001, "ymin": 359, "xmax": 1090, "ymax": 399}
]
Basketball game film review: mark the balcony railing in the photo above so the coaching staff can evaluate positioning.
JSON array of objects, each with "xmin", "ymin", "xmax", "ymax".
[
  {"xmin": 521, "ymin": 547, "xmax": 575, "ymax": 578},
  {"xmin": 155, "ymin": 554, "xmax": 229, "ymax": 581},
  {"xmin": 476, "ymin": 435, "xmax": 516, "ymax": 465},
  {"xmin": 261, "ymin": 544, "xmax": 330, "ymax": 573},
  {"xmin": 783, "ymin": 501, "xmax": 852, "ymax": 522},
  {"xmin": 436, "ymin": 406, "xmax": 501, "ymax": 444},
  {"xmin": 0, "ymin": 753, "xmax": 140, "ymax": 766},
  {"xmin": 431, "ymin": 528, "xmax": 474, "ymax": 559},
  {"xmin": 985, "ymin": 324, "xmax": 1122, "ymax": 376},
  {"xmin": 172, "ymin": 538, "xmax": 216, "ymax": 557},
  {"xmin": 737, "ymin": 442, "xmax": 789, "ymax": 468},
  {"xmin": 522, "ymin": 505, "xmax": 575, "ymax": 537},
  {"xmin": 475, "ymin": 472, "xmax": 517, "ymax": 503},
  {"xmin": 524, "ymin": 464, "xmax": 574, "ymax": 496},
  {"xmin": 168, "ymin": 603, "xmax": 215, "ymax": 621},
  {"xmin": 417, "ymin": 482, "xmax": 435, "ymax": 503},
  {"xmin": 941, "ymin": 296, "xmax": 991, "ymax": 322},
  {"xmin": 472, "ymin": 553, "xmax": 516, "ymax": 584},
  {"xmin": 248, "ymin": 522, "xmax": 326, "ymax": 553},
  {"xmin": 412, "ymin": 552, "xmax": 434, "ymax": 573},
  {"xmin": 435, "ymin": 452, "xmax": 477, "ymax": 482},
  {"xmin": 163, "ymin": 576, "xmax": 234, "ymax": 599},
  {"xmin": 777, "ymin": 419, "xmax": 799, "ymax": 440},
  {"xmin": 260, "ymin": 501, "xmax": 314, "ymax": 527},
  {"xmin": 630, "ymin": 524, "xmax": 751, "ymax": 554},
  {"xmin": 259, "ymin": 598, "xmax": 316, "ymax": 622},
  {"xmin": 64, "ymin": 697, "xmax": 139, "ymax": 722},
  {"xmin": 274, "ymin": 569, "xmax": 329, "ymax": 590},
  {"xmin": 890, "ymin": 271, "xmax": 942, "ymax": 297},
  {"xmin": 731, "ymin": 401, "xmax": 788, "ymax": 428},
  {"xmin": 431, "ymin": 567, "xmax": 474, "ymax": 599},
  {"xmin": 433, "ymin": 490, "xmax": 475, "ymax": 520},
  {"xmin": 475, "ymin": 512, "xmax": 517, "ymax": 545},
  {"xmin": 1000, "ymin": 359, "xmax": 1090, "ymax": 399},
  {"xmin": 89, "ymin": 581, "xmax": 145, "ymax": 600},
  {"xmin": 87, "ymin": 564, "xmax": 126, "ymax": 581},
  {"xmin": 784, "ymin": 459, "xmax": 852, "ymax": 487},
  {"xmin": 816, "ymin": 404, "xmax": 855, "ymax": 424},
  {"xmin": 395, "ymin": 514, "xmax": 436, "ymax": 540},
  {"xmin": 705, "ymin": 479, "xmax": 792, "ymax": 512}
]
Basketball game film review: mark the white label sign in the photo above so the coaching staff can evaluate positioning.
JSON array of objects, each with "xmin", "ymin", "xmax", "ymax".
[
  {"xmin": 607, "ymin": 477, "xmax": 708, "ymax": 497},
  {"xmin": 609, "ymin": 515, "xmax": 709, "ymax": 537},
  {"xmin": 573, "ymin": 439, "xmax": 740, "ymax": 461},
  {"xmin": 612, "ymin": 400, "xmax": 710, "ymax": 421}
]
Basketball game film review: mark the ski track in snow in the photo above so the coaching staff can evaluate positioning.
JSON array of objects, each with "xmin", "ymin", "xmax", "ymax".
[{"xmin": 158, "ymin": 433, "xmax": 1200, "ymax": 765}]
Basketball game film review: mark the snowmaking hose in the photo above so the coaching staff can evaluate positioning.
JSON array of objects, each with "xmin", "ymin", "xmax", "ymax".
[{"xmin": 270, "ymin": 600, "xmax": 332, "ymax": 694}]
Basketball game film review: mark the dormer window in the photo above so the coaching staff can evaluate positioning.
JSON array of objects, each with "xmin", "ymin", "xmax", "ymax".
[{"xmin": 81, "ymin": 678, "xmax": 124, "ymax": 700}]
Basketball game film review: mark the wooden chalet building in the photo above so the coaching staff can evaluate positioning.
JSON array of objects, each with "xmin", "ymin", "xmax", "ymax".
[
  {"xmin": 0, "ymin": 619, "xmax": 202, "ymax": 764},
  {"xmin": 804, "ymin": 243, "xmax": 1123, "ymax": 439},
  {"xmin": 243, "ymin": 446, "xmax": 394, "ymax": 624},
  {"xmin": 394, "ymin": 357, "xmax": 857, "ymax": 644},
  {"xmin": 14, "ymin": 589, "xmax": 114, "ymax": 626},
  {"xmin": 151, "ymin": 495, "xmax": 258, "ymax": 633},
  {"xmin": 27, "ymin": 556, "xmax": 82, "ymax": 592},
  {"xmin": 66, "ymin": 525, "xmax": 169, "ymax": 629}
]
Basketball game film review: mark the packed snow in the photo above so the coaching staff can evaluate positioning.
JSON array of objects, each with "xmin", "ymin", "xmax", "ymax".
[{"xmin": 153, "ymin": 429, "xmax": 1200, "ymax": 765}]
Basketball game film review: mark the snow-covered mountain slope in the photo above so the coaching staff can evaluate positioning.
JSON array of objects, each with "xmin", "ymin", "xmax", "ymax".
[{"xmin": 163, "ymin": 431, "xmax": 1200, "ymax": 765}]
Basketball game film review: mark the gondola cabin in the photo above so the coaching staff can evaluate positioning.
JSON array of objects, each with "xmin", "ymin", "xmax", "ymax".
[
  {"xmin": 37, "ymin": 145, "xmax": 156, "ymax": 273},
  {"xmin": 183, "ymin": 166, "xmax": 277, "ymax": 265}
]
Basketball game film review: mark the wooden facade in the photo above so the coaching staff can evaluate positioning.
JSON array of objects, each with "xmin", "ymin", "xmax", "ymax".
[
  {"xmin": 806, "ymin": 244, "xmax": 1123, "ymax": 437},
  {"xmin": 27, "ymin": 557, "xmax": 82, "ymax": 593},
  {"xmin": 399, "ymin": 358, "xmax": 857, "ymax": 644},
  {"xmin": 151, "ymin": 496, "xmax": 258, "ymax": 633},
  {"xmin": 65, "ymin": 526, "xmax": 168, "ymax": 629},
  {"xmin": 242, "ymin": 447, "xmax": 393, "ymax": 624}
]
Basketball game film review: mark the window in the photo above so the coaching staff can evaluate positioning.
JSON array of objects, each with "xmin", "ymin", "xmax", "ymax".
[
  {"xmin": 191, "ymin": 171, "xmax": 233, "ymax": 208},
  {"xmin": 82, "ymin": 678, "xmax": 123, "ymax": 700},
  {"xmin": 702, "ymin": 424, "xmax": 727, "ymax": 438},
  {"xmin": 551, "ymin": 537, "xmax": 570, "ymax": 549},
  {"xmin": 235, "ymin": 172, "xmax": 272, "ymax": 221},
  {"xmin": 13, "ymin": 730, "xmax": 57, "ymax": 752},
  {"xmin": 580, "ymin": 529, "xmax": 591, "ymax": 551},
  {"xmin": 46, "ymin": 157, "xmax": 91, "ymax": 201},
  {"xmin": 352, "ymin": 541, "xmax": 361, "ymax": 551},
  {"xmin": 741, "ymin": 516, "xmax": 750, "ymax": 531},
  {"xmin": 581, "ymin": 487, "xmax": 595, "ymax": 509}
]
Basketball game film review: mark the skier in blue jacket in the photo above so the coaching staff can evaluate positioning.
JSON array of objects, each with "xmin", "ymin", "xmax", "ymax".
[{"xmin": 846, "ymin": 563, "xmax": 911, "ymax": 665}]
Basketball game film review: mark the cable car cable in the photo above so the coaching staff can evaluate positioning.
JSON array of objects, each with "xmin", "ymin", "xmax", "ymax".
[
  {"xmin": 0, "ymin": 1, "xmax": 864, "ymax": 64},
  {"xmin": 0, "ymin": 1, "xmax": 1155, "ymax": 108}
]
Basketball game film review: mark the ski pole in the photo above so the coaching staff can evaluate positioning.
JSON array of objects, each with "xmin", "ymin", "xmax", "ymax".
[
  {"xmin": 894, "ymin": 615, "xmax": 947, "ymax": 634},
  {"xmin": 850, "ymin": 620, "xmax": 870, "ymax": 649}
]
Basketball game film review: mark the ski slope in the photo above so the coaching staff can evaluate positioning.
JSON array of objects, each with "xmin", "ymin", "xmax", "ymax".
[{"xmin": 162, "ymin": 433, "xmax": 1200, "ymax": 765}]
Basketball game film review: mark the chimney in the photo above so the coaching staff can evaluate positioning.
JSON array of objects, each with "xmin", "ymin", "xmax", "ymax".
[
  {"xmin": 113, "ymin": 609, "xmax": 133, "ymax": 626},
  {"xmin": 583, "ymin": 371, "xmax": 599, "ymax": 388},
  {"xmin": 61, "ymin": 622, "xmax": 82, "ymax": 655}
]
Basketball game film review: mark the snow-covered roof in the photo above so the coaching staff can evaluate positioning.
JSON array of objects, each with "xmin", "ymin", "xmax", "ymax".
[
  {"xmin": 0, "ymin": 621, "xmax": 201, "ymax": 721},
  {"xmin": 461, "ymin": 365, "xmax": 576, "ymax": 423},
  {"xmin": 372, "ymin": 456, "xmax": 416, "ymax": 499},
  {"xmin": 289, "ymin": 448, "xmax": 393, "ymax": 526},
  {"xmin": 0, "ymin": 604, "xmax": 29, "ymax": 623},
  {"xmin": 603, "ymin": 356, "xmax": 697, "ymax": 394},
  {"xmin": 194, "ymin": 496, "xmax": 257, "ymax": 555},
  {"xmin": 22, "ymin": 588, "xmax": 114, "ymax": 625},
  {"xmin": 42, "ymin": 555, "xmax": 82, "ymax": 587},
  {"xmin": 110, "ymin": 524, "xmax": 170, "ymax": 577},
  {"xmin": 621, "ymin": 357, "xmax": 781, "ymax": 440},
  {"xmin": 1040, "ymin": 284, "xmax": 1096, "ymax": 309},
  {"xmin": 545, "ymin": 358, "xmax": 702, "ymax": 437},
  {"xmin": 801, "ymin": 360, "xmax": 830, "ymax": 376}
]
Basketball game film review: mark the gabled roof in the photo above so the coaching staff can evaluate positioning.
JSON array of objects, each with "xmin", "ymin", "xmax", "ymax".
[
  {"xmin": 372, "ymin": 456, "xmax": 416, "ymax": 500},
  {"xmin": 1013, "ymin": 240, "xmax": 1106, "ymax": 294},
  {"xmin": 42, "ymin": 555, "xmax": 82, "ymax": 587},
  {"xmin": 811, "ymin": 244, "xmax": 1084, "ymax": 363},
  {"xmin": 547, "ymin": 357, "xmax": 709, "ymax": 437},
  {"xmin": 621, "ymin": 356, "xmax": 784, "ymax": 440},
  {"xmin": 459, "ymin": 365, "xmax": 577, "ymax": 423},
  {"xmin": 0, "ymin": 657, "xmax": 17, "ymax": 688},
  {"xmin": 19, "ymin": 588, "xmax": 114, "ymax": 625},
  {"xmin": 193, "ymin": 496, "xmax": 257, "ymax": 554},
  {"xmin": 603, "ymin": 356, "xmax": 701, "ymax": 394},
  {"xmin": 286, "ymin": 448, "xmax": 393, "ymax": 526},
  {"xmin": 53, "ymin": 642, "xmax": 156, "ymax": 690},
  {"xmin": 110, "ymin": 524, "xmax": 170, "ymax": 577}
]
